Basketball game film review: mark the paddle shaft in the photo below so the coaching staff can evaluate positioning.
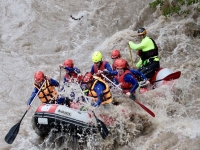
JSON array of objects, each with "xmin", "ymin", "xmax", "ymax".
[
  {"xmin": 128, "ymin": 45, "xmax": 134, "ymax": 67},
  {"xmin": 92, "ymin": 111, "xmax": 109, "ymax": 139},
  {"xmin": 102, "ymin": 74, "xmax": 155, "ymax": 117},
  {"xmin": 58, "ymin": 68, "xmax": 61, "ymax": 89},
  {"xmin": 74, "ymin": 81, "xmax": 109, "ymax": 139}
]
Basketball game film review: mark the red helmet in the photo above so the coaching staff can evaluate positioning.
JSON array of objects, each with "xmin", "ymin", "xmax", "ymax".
[
  {"xmin": 63, "ymin": 59, "xmax": 74, "ymax": 68},
  {"xmin": 82, "ymin": 72, "xmax": 93, "ymax": 83},
  {"xmin": 34, "ymin": 71, "xmax": 45, "ymax": 82},
  {"xmin": 114, "ymin": 58, "xmax": 128, "ymax": 69},
  {"xmin": 111, "ymin": 49, "xmax": 121, "ymax": 59}
]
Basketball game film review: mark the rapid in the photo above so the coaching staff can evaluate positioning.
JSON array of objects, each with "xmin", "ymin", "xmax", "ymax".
[{"xmin": 0, "ymin": 0, "xmax": 200, "ymax": 150}]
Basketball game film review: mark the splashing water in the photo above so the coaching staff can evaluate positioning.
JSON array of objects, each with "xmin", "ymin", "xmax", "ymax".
[{"xmin": 1, "ymin": 0, "xmax": 200, "ymax": 149}]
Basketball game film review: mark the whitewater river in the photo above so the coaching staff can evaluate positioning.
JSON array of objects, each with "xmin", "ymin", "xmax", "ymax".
[{"xmin": 1, "ymin": 0, "xmax": 200, "ymax": 150}]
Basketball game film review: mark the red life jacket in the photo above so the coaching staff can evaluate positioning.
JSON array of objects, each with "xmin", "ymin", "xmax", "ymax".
[
  {"xmin": 115, "ymin": 70, "xmax": 136, "ymax": 93},
  {"xmin": 93, "ymin": 61, "xmax": 107, "ymax": 77},
  {"xmin": 65, "ymin": 72, "xmax": 83, "ymax": 83}
]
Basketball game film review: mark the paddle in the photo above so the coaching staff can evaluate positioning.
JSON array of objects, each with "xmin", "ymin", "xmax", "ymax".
[
  {"xmin": 152, "ymin": 71, "xmax": 181, "ymax": 83},
  {"xmin": 75, "ymin": 82, "xmax": 109, "ymax": 139},
  {"xmin": 4, "ymin": 81, "xmax": 45, "ymax": 144},
  {"xmin": 129, "ymin": 94, "xmax": 155, "ymax": 117},
  {"xmin": 128, "ymin": 45, "xmax": 134, "ymax": 67},
  {"xmin": 69, "ymin": 77, "xmax": 108, "ymax": 139},
  {"xmin": 92, "ymin": 111, "xmax": 109, "ymax": 139},
  {"xmin": 58, "ymin": 68, "xmax": 62, "ymax": 90},
  {"xmin": 101, "ymin": 74, "xmax": 155, "ymax": 117},
  {"xmin": 5, "ymin": 111, "xmax": 28, "ymax": 144}
]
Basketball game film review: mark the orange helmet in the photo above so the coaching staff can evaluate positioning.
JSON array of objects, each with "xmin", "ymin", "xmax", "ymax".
[
  {"xmin": 111, "ymin": 49, "xmax": 121, "ymax": 59},
  {"xmin": 138, "ymin": 27, "xmax": 146, "ymax": 35},
  {"xmin": 82, "ymin": 72, "xmax": 93, "ymax": 83},
  {"xmin": 114, "ymin": 58, "xmax": 128, "ymax": 69},
  {"xmin": 34, "ymin": 71, "xmax": 45, "ymax": 82},
  {"xmin": 63, "ymin": 59, "xmax": 74, "ymax": 68}
]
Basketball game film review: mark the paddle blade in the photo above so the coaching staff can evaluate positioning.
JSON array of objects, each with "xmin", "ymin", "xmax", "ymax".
[
  {"xmin": 163, "ymin": 71, "xmax": 181, "ymax": 81},
  {"xmin": 153, "ymin": 71, "xmax": 181, "ymax": 83},
  {"xmin": 96, "ymin": 119, "xmax": 109, "ymax": 139},
  {"xmin": 92, "ymin": 111, "xmax": 109, "ymax": 139},
  {"xmin": 134, "ymin": 100, "xmax": 155, "ymax": 117},
  {"xmin": 5, "ymin": 122, "xmax": 21, "ymax": 144}
]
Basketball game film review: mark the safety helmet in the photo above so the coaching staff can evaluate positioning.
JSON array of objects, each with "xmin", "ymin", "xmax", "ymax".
[
  {"xmin": 82, "ymin": 72, "xmax": 93, "ymax": 83},
  {"xmin": 138, "ymin": 27, "xmax": 147, "ymax": 35},
  {"xmin": 92, "ymin": 51, "xmax": 102, "ymax": 63},
  {"xmin": 34, "ymin": 71, "xmax": 45, "ymax": 82},
  {"xmin": 63, "ymin": 59, "xmax": 74, "ymax": 68},
  {"xmin": 114, "ymin": 58, "xmax": 128, "ymax": 69},
  {"xmin": 111, "ymin": 49, "xmax": 121, "ymax": 59}
]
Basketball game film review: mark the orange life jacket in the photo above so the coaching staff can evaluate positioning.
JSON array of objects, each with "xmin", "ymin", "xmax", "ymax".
[
  {"xmin": 34, "ymin": 80, "xmax": 58, "ymax": 103},
  {"xmin": 89, "ymin": 76, "xmax": 112, "ymax": 105}
]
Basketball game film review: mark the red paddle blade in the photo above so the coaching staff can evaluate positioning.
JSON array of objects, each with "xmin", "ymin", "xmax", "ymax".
[
  {"xmin": 153, "ymin": 71, "xmax": 181, "ymax": 83},
  {"xmin": 163, "ymin": 71, "xmax": 181, "ymax": 81},
  {"xmin": 134, "ymin": 100, "xmax": 155, "ymax": 117}
]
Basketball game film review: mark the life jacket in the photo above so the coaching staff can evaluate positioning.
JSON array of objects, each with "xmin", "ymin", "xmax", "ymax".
[
  {"xmin": 115, "ymin": 70, "xmax": 136, "ymax": 93},
  {"xmin": 65, "ymin": 72, "xmax": 83, "ymax": 83},
  {"xmin": 138, "ymin": 38, "xmax": 158, "ymax": 62},
  {"xmin": 88, "ymin": 76, "xmax": 112, "ymax": 105},
  {"xmin": 93, "ymin": 61, "xmax": 107, "ymax": 77},
  {"xmin": 34, "ymin": 80, "xmax": 58, "ymax": 103}
]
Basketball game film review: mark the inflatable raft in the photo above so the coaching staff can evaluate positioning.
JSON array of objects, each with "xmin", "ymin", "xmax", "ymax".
[
  {"xmin": 139, "ymin": 68, "xmax": 181, "ymax": 94},
  {"xmin": 32, "ymin": 103, "xmax": 98, "ymax": 138}
]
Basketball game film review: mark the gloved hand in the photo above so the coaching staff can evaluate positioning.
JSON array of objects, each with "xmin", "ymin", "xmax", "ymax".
[
  {"xmin": 129, "ymin": 93, "xmax": 136, "ymax": 100},
  {"xmin": 140, "ymin": 80, "xmax": 149, "ymax": 88},
  {"xmin": 140, "ymin": 80, "xmax": 146, "ymax": 85},
  {"xmin": 103, "ymin": 70, "xmax": 110, "ymax": 75}
]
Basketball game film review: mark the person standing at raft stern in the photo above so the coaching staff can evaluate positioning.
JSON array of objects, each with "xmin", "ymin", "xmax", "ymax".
[
  {"xmin": 90, "ymin": 51, "xmax": 113, "ymax": 79},
  {"xmin": 26, "ymin": 71, "xmax": 66, "ymax": 110},
  {"xmin": 128, "ymin": 27, "xmax": 160, "ymax": 79},
  {"xmin": 82, "ymin": 72, "xmax": 112, "ymax": 109}
]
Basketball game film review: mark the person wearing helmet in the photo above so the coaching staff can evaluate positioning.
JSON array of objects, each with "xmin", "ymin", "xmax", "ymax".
[
  {"xmin": 90, "ymin": 51, "xmax": 113, "ymax": 78},
  {"xmin": 128, "ymin": 27, "xmax": 160, "ymax": 79},
  {"xmin": 110, "ymin": 49, "xmax": 122, "ymax": 71},
  {"xmin": 82, "ymin": 72, "xmax": 112, "ymax": 108},
  {"xmin": 26, "ymin": 71, "xmax": 70, "ymax": 110},
  {"xmin": 59, "ymin": 59, "xmax": 83, "ymax": 84},
  {"xmin": 108, "ymin": 58, "xmax": 139, "ymax": 97},
  {"xmin": 108, "ymin": 50, "xmax": 148, "ymax": 85}
]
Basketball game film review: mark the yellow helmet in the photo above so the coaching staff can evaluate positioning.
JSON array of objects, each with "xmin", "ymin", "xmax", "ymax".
[{"xmin": 92, "ymin": 51, "xmax": 102, "ymax": 63}]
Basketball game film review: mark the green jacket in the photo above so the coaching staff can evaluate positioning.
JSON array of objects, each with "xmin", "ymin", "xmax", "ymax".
[{"xmin": 129, "ymin": 36, "xmax": 159, "ymax": 68}]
